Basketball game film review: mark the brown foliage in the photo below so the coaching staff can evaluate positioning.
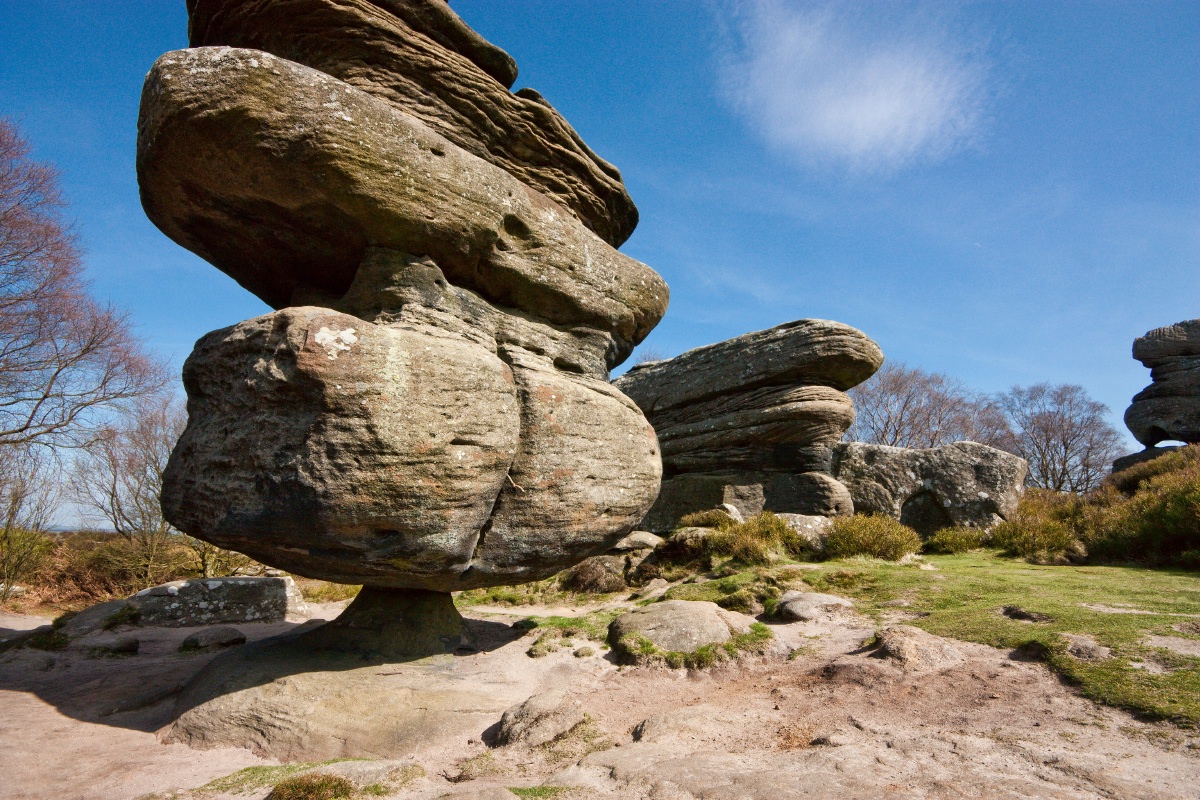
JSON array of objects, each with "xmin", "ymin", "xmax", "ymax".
[{"xmin": 0, "ymin": 117, "xmax": 166, "ymax": 451}]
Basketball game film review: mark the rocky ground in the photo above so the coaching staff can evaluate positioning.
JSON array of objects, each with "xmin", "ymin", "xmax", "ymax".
[{"xmin": 1, "ymin": 596, "xmax": 1198, "ymax": 800}]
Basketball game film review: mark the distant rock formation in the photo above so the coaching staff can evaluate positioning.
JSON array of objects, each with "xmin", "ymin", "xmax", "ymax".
[
  {"xmin": 831, "ymin": 441, "xmax": 1028, "ymax": 536},
  {"xmin": 614, "ymin": 320, "xmax": 883, "ymax": 529},
  {"xmin": 140, "ymin": 3, "xmax": 667, "ymax": 600},
  {"xmin": 1124, "ymin": 319, "xmax": 1200, "ymax": 447}
]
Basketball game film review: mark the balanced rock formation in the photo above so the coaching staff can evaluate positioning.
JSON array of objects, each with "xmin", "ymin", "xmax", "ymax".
[
  {"xmin": 139, "ymin": 5, "xmax": 666, "ymax": 635},
  {"xmin": 1124, "ymin": 319, "xmax": 1200, "ymax": 448},
  {"xmin": 831, "ymin": 441, "xmax": 1027, "ymax": 536},
  {"xmin": 614, "ymin": 320, "xmax": 883, "ymax": 530}
]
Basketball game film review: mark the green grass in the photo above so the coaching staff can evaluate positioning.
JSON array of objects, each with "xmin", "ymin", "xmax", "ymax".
[
  {"xmin": 199, "ymin": 760, "xmax": 364, "ymax": 794},
  {"xmin": 266, "ymin": 773, "xmax": 354, "ymax": 800},
  {"xmin": 519, "ymin": 611, "xmax": 619, "ymax": 657},
  {"xmin": 617, "ymin": 622, "xmax": 773, "ymax": 669},
  {"xmin": 508, "ymin": 787, "xmax": 570, "ymax": 797},
  {"xmin": 801, "ymin": 551, "xmax": 1200, "ymax": 725},
  {"xmin": 456, "ymin": 578, "xmax": 620, "ymax": 608}
]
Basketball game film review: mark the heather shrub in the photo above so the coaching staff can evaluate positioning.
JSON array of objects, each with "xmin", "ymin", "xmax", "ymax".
[
  {"xmin": 266, "ymin": 773, "xmax": 354, "ymax": 800},
  {"xmin": 923, "ymin": 526, "xmax": 988, "ymax": 554},
  {"xmin": 705, "ymin": 512, "xmax": 812, "ymax": 564},
  {"xmin": 824, "ymin": 515, "xmax": 921, "ymax": 561},
  {"xmin": 677, "ymin": 509, "xmax": 737, "ymax": 530},
  {"xmin": 989, "ymin": 490, "xmax": 1083, "ymax": 561},
  {"xmin": 1083, "ymin": 458, "xmax": 1200, "ymax": 564}
]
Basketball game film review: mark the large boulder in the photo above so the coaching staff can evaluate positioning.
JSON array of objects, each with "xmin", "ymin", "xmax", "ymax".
[
  {"xmin": 614, "ymin": 320, "xmax": 881, "ymax": 529},
  {"xmin": 137, "ymin": 47, "xmax": 666, "ymax": 364},
  {"xmin": 1124, "ymin": 319, "xmax": 1200, "ymax": 447},
  {"xmin": 832, "ymin": 441, "xmax": 1027, "ymax": 535},
  {"xmin": 608, "ymin": 600, "xmax": 753, "ymax": 663},
  {"xmin": 163, "ymin": 307, "xmax": 661, "ymax": 591},
  {"xmin": 186, "ymin": 0, "xmax": 637, "ymax": 247}
]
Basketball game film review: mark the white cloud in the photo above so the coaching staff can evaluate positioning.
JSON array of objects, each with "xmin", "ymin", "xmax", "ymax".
[{"xmin": 718, "ymin": 0, "xmax": 992, "ymax": 172}]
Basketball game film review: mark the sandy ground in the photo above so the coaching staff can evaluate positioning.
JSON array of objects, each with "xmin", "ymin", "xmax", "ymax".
[{"xmin": 1, "ymin": 602, "xmax": 1198, "ymax": 800}]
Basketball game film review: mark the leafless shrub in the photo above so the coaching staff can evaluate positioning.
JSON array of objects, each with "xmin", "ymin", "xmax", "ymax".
[{"xmin": 847, "ymin": 362, "xmax": 1010, "ymax": 449}]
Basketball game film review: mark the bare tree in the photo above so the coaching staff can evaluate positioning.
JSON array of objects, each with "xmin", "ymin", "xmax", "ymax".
[
  {"xmin": 0, "ymin": 118, "xmax": 165, "ymax": 452},
  {"xmin": 0, "ymin": 445, "xmax": 59, "ymax": 600},
  {"xmin": 72, "ymin": 396, "xmax": 252, "ymax": 583},
  {"xmin": 995, "ymin": 383, "xmax": 1124, "ymax": 493},
  {"xmin": 848, "ymin": 362, "xmax": 1012, "ymax": 449},
  {"xmin": 633, "ymin": 345, "xmax": 667, "ymax": 365}
]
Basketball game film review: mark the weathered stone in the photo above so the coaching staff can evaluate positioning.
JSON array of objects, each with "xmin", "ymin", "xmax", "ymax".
[
  {"xmin": 496, "ymin": 689, "xmax": 587, "ymax": 747},
  {"xmin": 874, "ymin": 625, "xmax": 963, "ymax": 671},
  {"xmin": 161, "ymin": 307, "xmax": 659, "ymax": 590},
  {"xmin": 166, "ymin": 634, "xmax": 516, "ymax": 761},
  {"xmin": 641, "ymin": 472, "xmax": 853, "ymax": 533},
  {"xmin": 1125, "ymin": 319, "xmax": 1200, "ymax": 446},
  {"xmin": 62, "ymin": 578, "xmax": 308, "ymax": 637},
  {"xmin": 612, "ymin": 531, "xmax": 664, "ymax": 552},
  {"xmin": 1061, "ymin": 633, "xmax": 1111, "ymax": 661},
  {"xmin": 187, "ymin": 0, "xmax": 638, "ymax": 247},
  {"xmin": 608, "ymin": 600, "xmax": 747, "ymax": 658},
  {"xmin": 777, "ymin": 591, "xmax": 852, "ymax": 622},
  {"xmin": 179, "ymin": 626, "xmax": 247, "ymax": 652},
  {"xmin": 832, "ymin": 442, "xmax": 1027, "ymax": 536},
  {"xmin": 137, "ymin": 48, "xmax": 666, "ymax": 362},
  {"xmin": 1112, "ymin": 445, "xmax": 1183, "ymax": 473},
  {"xmin": 776, "ymin": 514, "xmax": 833, "ymax": 552},
  {"xmin": 615, "ymin": 320, "xmax": 884, "ymax": 407},
  {"xmin": 615, "ymin": 320, "xmax": 879, "ymax": 530}
]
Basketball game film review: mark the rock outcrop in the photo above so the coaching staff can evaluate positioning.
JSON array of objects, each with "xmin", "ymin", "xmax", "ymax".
[
  {"xmin": 831, "ymin": 441, "xmax": 1027, "ymax": 535},
  {"xmin": 140, "ymin": 5, "xmax": 667, "ymax": 599},
  {"xmin": 614, "ymin": 320, "xmax": 883, "ymax": 529},
  {"xmin": 1123, "ymin": 319, "xmax": 1200, "ymax": 448}
]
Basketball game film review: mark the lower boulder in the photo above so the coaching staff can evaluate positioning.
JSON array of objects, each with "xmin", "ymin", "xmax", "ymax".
[
  {"xmin": 832, "ymin": 441, "xmax": 1027, "ymax": 535},
  {"xmin": 608, "ymin": 600, "xmax": 757, "ymax": 665},
  {"xmin": 641, "ymin": 472, "xmax": 852, "ymax": 533}
]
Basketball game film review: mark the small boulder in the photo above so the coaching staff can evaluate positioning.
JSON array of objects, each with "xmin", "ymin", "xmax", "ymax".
[
  {"xmin": 612, "ymin": 531, "xmax": 665, "ymax": 552},
  {"xmin": 179, "ymin": 626, "xmax": 247, "ymax": 652},
  {"xmin": 776, "ymin": 514, "xmax": 833, "ymax": 552},
  {"xmin": 609, "ymin": 600, "xmax": 751, "ymax": 662},
  {"xmin": 776, "ymin": 591, "xmax": 853, "ymax": 622},
  {"xmin": 495, "ymin": 689, "xmax": 587, "ymax": 748},
  {"xmin": 1061, "ymin": 633, "xmax": 1111, "ymax": 661},
  {"xmin": 874, "ymin": 625, "xmax": 963, "ymax": 671}
]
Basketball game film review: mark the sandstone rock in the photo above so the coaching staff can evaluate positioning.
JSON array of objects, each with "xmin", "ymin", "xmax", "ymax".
[
  {"xmin": 186, "ymin": 0, "xmax": 638, "ymax": 247},
  {"xmin": 776, "ymin": 514, "xmax": 833, "ymax": 552},
  {"xmin": 641, "ymin": 471, "xmax": 853, "ymax": 532},
  {"xmin": 162, "ymin": 307, "xmax": 659, "ymax": 590},
  {"xmin": 1062, "ymin": 633, "xmax": 1111, "ymax": 661},
  {"xmin": 496, "ymin": 689, "xmax": 587, "ymax": 747},
  {"xmin": 615, "ymin": 320, "xmax": 884, "ymax": 407},
  {"xmin": 777, "ymin": 592, "xmax": 853, "ymax": 622},
  {"xmin": 1112, "ymin": 445, "xmax": 1183, "ymax": 473},
  {"xmin": 608, "ymin": 600, "xmax": 752, "ymax": 662},
  {"xmin": 632, "ymin": 704, "xmax": 741, "ymax": 744},
  {"xmin": 1125, "ymin": 319, "xmax": 1200, "ymax": 446},
  {"xmin": 832, "ymin": 441, "xmax": 1028, "ymax": 535},
  {"xmin": 138, "ymin": 48, "xmax": 665, "ymax": 362},
  {"xmin": 874, "ymin": 626, "xmax": 963, "ymax": 671},
  {"xmin": 179, "ymin": 627, "xmax": 247, "ymax": 653},
  {"xmin": 614, "ymin": 320, "xmax": 879, "ymax": 529},
  {"xmin": 89, "ymin": 635, "xmax": 140, "ymax": 656},
  {"xmin": 61, "ymin": 578, "xmax": 307, "ymax": 637},
  {"xmin": 613, "ymin": 531, "xmax": 665, "ymax": 552},
  {"xmin": 166, "ymin": 633, "xmax": 516, "ymax": 761}
]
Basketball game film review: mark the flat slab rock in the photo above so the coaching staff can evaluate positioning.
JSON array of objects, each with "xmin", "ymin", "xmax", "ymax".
[
  {"xmin": 608, "ymin": 600, "xmax": 753, "ymax": 660},
  {"xmin": 60, "ymin": 577, "xmax": 308, "ymax": 638}
]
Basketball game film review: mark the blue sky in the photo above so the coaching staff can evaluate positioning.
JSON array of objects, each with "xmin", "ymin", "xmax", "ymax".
[{"xmin": 1, "ymin": 1, "xmax": 1197, "ymax": 450}]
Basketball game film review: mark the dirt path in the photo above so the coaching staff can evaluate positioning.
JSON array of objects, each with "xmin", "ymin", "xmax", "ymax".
[{"xmin": 0, "ymin": 602, "xmax": 1197, "ymax": 800}]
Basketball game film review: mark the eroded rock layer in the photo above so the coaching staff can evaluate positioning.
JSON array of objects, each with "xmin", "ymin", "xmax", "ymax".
[
  {"xmin": 831, "ymin": 442, "xmax": 1028, "ymax": 536},
  {"xmin": 1125, "ymin": 319, "xmax": 1200, "ymax": 447},
  {"xmin": 614, "ymin": 320, "xmax": 882, "ymax": 528},
  {"xmin": 145, "ymin": 9, "xmax": 666, "ymax": 591},
  {"xmin": 186, "ymin": 0, "xmax": 637, "ymax": 247}
]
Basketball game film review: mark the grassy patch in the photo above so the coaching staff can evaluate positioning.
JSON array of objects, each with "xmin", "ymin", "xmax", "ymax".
[
  {"xmin": 924, "ymin": 526, "xmax": 988, "ymax": 555},
  {"xmin": 663, "ymin": 566, "xmax": 805, "ymax": 614},
  {"xmin": 539, "ymin": 715, "xmax": 614, "ymax": 762},
  {"xmin": 448, "ymin": 751, "xmax": 501, "ymax": 783},
  {"xmin": 520, "ymin": 611, "xmax": 619, "ymax": 658},
  {"xmin": 457, "ymin": 578, "xmax": 620, "ymax": 608},
  {"xmin": 802, "ymin": 551, "xmax": 1200, "ymax": 725},
  {"xmin": 199, "ymin": 761, "xmax": 363, "ymax": 794},
  {"xmin": 266, "ymin": 773, "xmax": 354, "ymax": 800},
  {"xmin": 293, "ymin": 579, "xmax": 361, "ymax": 604},
  {"xmin": 508, "ymin": 787, "xmax": 570, "ymax": 797}
]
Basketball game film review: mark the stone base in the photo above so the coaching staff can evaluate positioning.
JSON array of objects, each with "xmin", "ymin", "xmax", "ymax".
[
  {"xmin": 1112, "ymin": 445, "xmax": 1183, "ymax": 474},
  {"xmin": 163, "ymin": 588, "xmax": 513, "ymax": 760},
  {"xmin": 641, "ymin": 472, "xmax": 852, "ymax": 532}
]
